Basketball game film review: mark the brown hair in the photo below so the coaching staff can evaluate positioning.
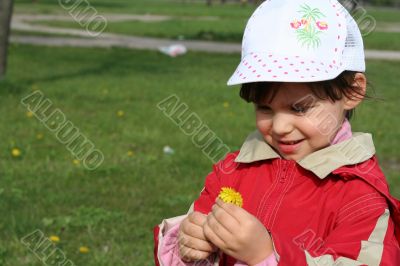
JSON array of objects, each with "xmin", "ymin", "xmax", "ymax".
[{"xmin": 239, "ymin": 71, "xmax": 369, "ymax": 119}]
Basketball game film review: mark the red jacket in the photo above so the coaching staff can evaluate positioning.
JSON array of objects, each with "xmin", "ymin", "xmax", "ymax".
[{"xmin": 154, "ymin": 132, "xmax": 400, "ymax": 265}]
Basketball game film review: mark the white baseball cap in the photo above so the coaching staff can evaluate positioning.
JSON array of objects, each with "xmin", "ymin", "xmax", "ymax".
[{"xmin": 227, "ymin": 0, "xmax": 365, "ymax": 85}]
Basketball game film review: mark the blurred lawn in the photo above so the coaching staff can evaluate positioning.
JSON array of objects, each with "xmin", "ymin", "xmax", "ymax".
[
  {"xmin": 0, "ymin": 44, "xmax": 399, "ymax": 265},
  {"xmin": 28, "ymin": 18, "xmax": 400, "ymax": 51},
  {"xmin": 14, "ymin": 0, "xmax": 400, "ymax": 51}
]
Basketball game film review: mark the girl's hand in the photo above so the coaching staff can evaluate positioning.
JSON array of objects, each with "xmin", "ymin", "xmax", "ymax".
[
  {"xmin": 178, "ymin": 211, "xmax": 218, "ymax": 262},
  {"xmin": 203, "ymin": 198, "xmax": 273, "ymax": 266}
]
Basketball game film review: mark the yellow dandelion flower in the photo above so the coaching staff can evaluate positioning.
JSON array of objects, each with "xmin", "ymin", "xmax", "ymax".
[
  {"xmin": 11, "ymin": 148, "xmax": 21, "ymax": 157},
  {"xmin": 26, "ymin": 111, "xmax": 34, "ymax": 118},
  {"xmin": 127, "ymin": 150, "xmax": 134, "ymax": 157},
  {"xmin": 218, "ymin": 187, "xmax": 243, "ymax": 207},
  {"xmin": 117, "ymin": 110, "xmax": 124, "ymax": 117},
  {"xmin": 73, "ymin": 159, "xmax": 80, "ymax": 165},
  {"xmin": 223, "ymin": 102, "xmax": 229, "ymax": 108},
  {"xmin": 79, "ymin": 246, "xmax": 89, "ymax": 254},
  {"xmin": 49, "ymin": 235, "xmax": 60, "ymax": 243},
  {"xmin": 36, "ymin": 133, "xmax": 44, "ymax": 140}
]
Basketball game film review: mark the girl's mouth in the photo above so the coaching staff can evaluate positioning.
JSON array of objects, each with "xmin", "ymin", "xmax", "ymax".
[{"xmin": 277, "ymin": 139, "xmax": 304, "ymax": 154}]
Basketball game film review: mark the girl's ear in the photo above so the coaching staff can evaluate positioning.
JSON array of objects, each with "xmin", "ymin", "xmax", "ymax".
[{"xmin": 343, "ymin": 73, "xmax": 367, "ymax": 110}]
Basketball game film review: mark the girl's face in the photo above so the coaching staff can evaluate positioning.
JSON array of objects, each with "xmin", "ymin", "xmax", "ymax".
[{"xmin": 255, "ymin": 83, "xmax": 349, "ymax": 161}]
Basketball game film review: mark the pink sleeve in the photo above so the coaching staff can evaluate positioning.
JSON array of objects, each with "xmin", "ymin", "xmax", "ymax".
[
  {"xmin": 234, "ymin": 253, "xmax": 278, "ymax": 266},
  {"xmin": 160, "ymin": 223, "xmax": 216, "ymax": 266}
]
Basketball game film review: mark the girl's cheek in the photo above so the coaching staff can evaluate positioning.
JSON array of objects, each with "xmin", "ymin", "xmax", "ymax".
[{"xmin": 256, "ymin": 117, "xmax": 272, "ymax": 135}]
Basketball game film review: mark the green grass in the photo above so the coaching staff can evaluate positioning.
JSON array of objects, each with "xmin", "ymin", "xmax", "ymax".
[
  {"xmin": 0, "ymin": 44, "xmax": 399, "ymax": 264},
  {"xmin": 14, "ymin": 0, "xmax": 256, "ymax": 18},
  {"xmin": 11, "ymin": 29, "xmax": 91, "ymax": 38},
  {"xmin": 367, "ymin": 7, "xmax": 400, "ymax": 23},
  {"xmin": 363, "ymin": 31, "xmax": 400, "ymax": 50},
  {"xmin": 14, "ymin": 0, "xmax": 400, "ymax": 50},
  {"xmin": 28, "ymin": 18, "xmax": 400, "ymax": 50}
]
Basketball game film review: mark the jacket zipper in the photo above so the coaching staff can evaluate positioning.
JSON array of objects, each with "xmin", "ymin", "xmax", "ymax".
[{"xmin": 261, "ymin": 160, "xmax": 292, "ymax": 228}]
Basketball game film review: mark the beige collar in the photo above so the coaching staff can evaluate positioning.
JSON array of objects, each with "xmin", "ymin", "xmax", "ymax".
[{"xmin": 234, "ymin": 130, "xmax": 375, "ymax": 179}]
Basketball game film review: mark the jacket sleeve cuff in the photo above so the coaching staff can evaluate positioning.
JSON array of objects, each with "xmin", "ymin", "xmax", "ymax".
[
  {"xmin": 159, "ymin": 222, "xmax": 218, "ymax": 266},
  {"xmin": 234, "ymin": 252, "xmax": 278, "ymax": 266}
]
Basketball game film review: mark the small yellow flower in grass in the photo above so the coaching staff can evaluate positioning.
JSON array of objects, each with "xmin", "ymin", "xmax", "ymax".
[
  {"xmin": 73, "ymin": 159, "xmax": 80, "ymax": 165},
  {"xmin": 49, "ymin": 235, "xmax": 60, "ymax": 243},
  {"xmin": 11, "ymin": 148, "xmax": 21, "ymax": 158},
  {"xmin": 26, "ymin": 111, "xmax": 34, "ymax": 118},
  {"xmin": 218, "ymin": 187, "xmax": 243, "ymax": 207},
  {"xmin": 223, "ymin": 102, "xmax": 230, "ymax": 108},
  {"xmin": 79, "ymin": 246, "xmax": 89, "ymax": 254},
  {"xmin": 117, "ymin": 110, "xmax": 124, "ymax": 117},
  {"xmin": 36, "ymin": 133, "xmax": 44, "ymax": 140},
  {"xmin": 127, "ymin": 150, "xmax": 134, "ymax": 157}
]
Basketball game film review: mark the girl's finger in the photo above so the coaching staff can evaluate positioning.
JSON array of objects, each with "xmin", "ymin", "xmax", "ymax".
[
  {"xmin": 179, "ymin": 233, "xmax": 217, "ymax": 253},
  {"xmin": 179, "ymin": 245, "xmax": 212, "ymax": 262},
  {"xmin": 188, "ymin": 211, "xmax": 208, "ymax": 226},
  {"xmin": 216, "ymin": 198, "xmax": 248, "ymax": 224},
  {"xmin": 211, "ymin": 203, "xmax": 241, "ymax": 234},
  {"xmin": 181, "ymin": 219, "xmax": 208, "ymax": 240},
  {"xmin": 204, "ymin": 213, "xmax": 232, "ymax": 250}
]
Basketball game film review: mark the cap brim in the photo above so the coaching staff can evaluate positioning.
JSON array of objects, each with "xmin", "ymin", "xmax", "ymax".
[{"xmin": 227, "ymin": 52, "xmax": 346, "ymax": 86}]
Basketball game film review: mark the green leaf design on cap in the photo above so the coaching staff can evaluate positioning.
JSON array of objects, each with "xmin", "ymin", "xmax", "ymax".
[
  {"xmin": 296, "ymin": 27, "xmax": 322, "ymax": 49},
  {"xmin": 299, "ymin": 4, "xmax": 325, "ymax": 23}
]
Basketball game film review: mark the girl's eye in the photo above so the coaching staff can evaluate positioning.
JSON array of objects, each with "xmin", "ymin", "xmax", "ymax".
[
  {"xmin": 256, "ymin": 105, "xmax": 272, "ymax": 113},
  {"xmin": 291, "ymin": 105, "xmax": 312, "ymax": 114}
]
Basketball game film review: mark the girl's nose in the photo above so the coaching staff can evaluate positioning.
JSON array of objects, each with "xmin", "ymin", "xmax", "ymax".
[{"xmin": 272, "ymin": 113, "xmax": 294, "ymax": 136}]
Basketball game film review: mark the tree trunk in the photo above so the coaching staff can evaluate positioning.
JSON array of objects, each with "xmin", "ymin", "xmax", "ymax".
[{"xmin": 0, "ymin": 0, "xmax": 14, "ymax": 79}]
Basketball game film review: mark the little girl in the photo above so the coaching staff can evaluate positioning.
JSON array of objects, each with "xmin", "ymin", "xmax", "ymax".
[{"xmin": 154, "ymin": 0, "xmax": 400, "ymax": 265}]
